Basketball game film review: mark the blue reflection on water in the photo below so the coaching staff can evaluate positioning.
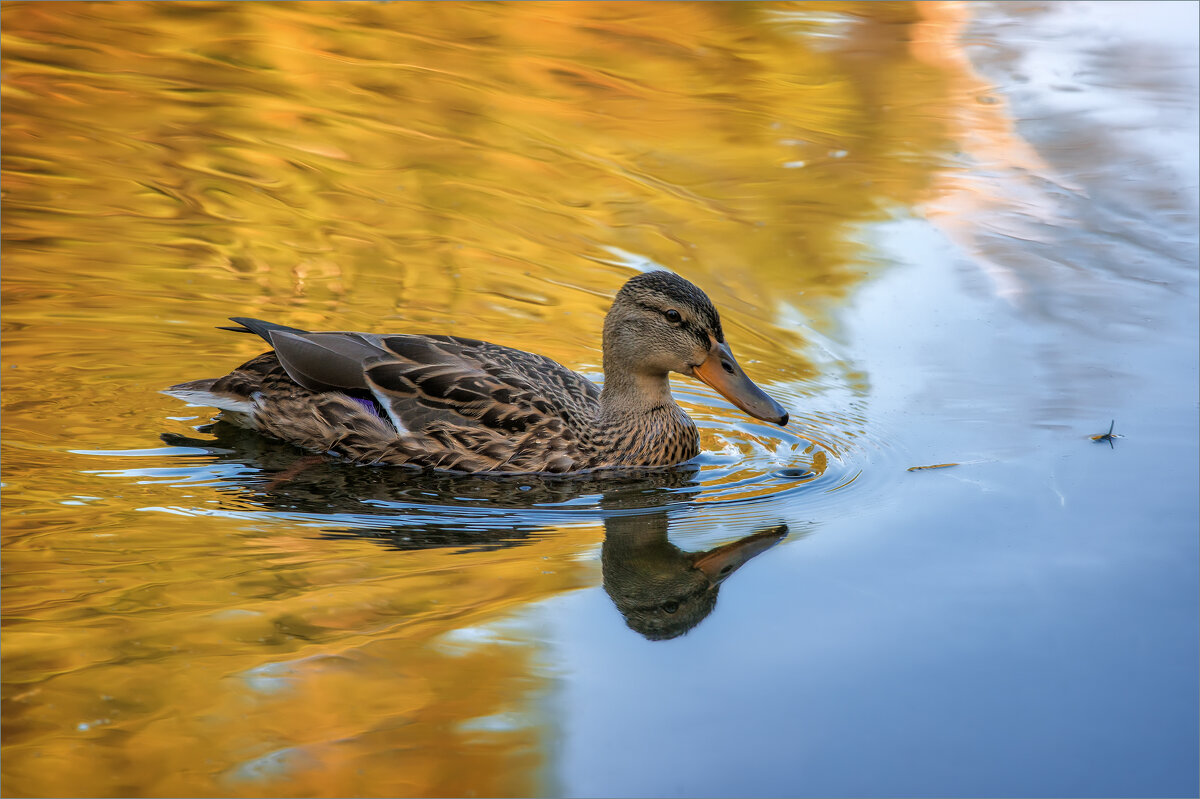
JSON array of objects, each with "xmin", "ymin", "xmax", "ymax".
[{"xmin": 543, "ymin": 0, "xmax": 1200, "ymax": 791}]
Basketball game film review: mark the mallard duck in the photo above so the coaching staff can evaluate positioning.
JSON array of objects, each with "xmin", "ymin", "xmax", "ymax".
[{"xmin": 164, "ymin": 271, "xmax": 788, "ymax": 473}]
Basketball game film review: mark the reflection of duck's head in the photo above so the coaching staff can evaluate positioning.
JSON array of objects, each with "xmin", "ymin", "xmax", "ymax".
[{"xmin": 601, "ymin": 513, "xmax": 787, "ymax": 640}]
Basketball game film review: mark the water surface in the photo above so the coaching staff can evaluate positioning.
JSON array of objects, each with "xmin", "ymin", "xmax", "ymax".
[{"xmin": 2, "ymin": 2, "xmax": 1197, "ymax": 797}]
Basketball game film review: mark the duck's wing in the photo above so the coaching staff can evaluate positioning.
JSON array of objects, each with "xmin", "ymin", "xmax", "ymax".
[
  {"xmin": 169, "ymin": 319, "xmax": 603, "ymax": 472},
  {"xmin": 265, "ymin": 329, "xmax": 601, "ymax": 439},
  {"xmin": 394, "ymin": 333, "xmax": 602, "ymax": 420}
]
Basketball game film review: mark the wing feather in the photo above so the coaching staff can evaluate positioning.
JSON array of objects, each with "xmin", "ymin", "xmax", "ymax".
[
  {"xmin": 271, "ymin": 331, "xmax": 386, "ymax": 393},
  {"xmin": 176, "ymin": 322, "xmax": 603, "ymax": 472}
]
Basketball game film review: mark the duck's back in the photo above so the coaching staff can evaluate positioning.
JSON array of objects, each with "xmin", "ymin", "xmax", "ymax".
[{"xmin": 411, "ymin": 334, "xmax": 602, "ymax": 425}]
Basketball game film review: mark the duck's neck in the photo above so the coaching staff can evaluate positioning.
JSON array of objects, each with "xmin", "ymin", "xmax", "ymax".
[
  {"xmin": 599, "ymin": 365, "xmax": 675, "ymax": 417},
  {"xmin": 593, "ymin": 365, "xmax": 699, "ymax": 467}
]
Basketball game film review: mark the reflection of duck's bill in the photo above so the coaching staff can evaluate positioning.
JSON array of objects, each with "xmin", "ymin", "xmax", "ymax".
[
  {"xmin": 693, "ymin": 525, "xmax": 788, "ymax": 583},
  {"xmin": 692, "ymin": 340, "xmax": 789, "ymax": 426}
]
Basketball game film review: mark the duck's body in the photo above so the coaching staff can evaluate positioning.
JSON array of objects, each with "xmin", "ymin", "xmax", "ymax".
[
  {"xmin": 165, "ymin": 271, "xmax": 787, "ymax": 474},
  {"xmin": 170, "ymin": 327, "xmax": 699, "ymax": 472}
]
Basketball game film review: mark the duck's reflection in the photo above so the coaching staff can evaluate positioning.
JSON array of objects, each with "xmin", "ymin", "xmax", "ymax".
[
  {"xmin": 163, "ymin": 421, "xmax": 793, "ymax": 638},
  {"xmin": 165, "ymin": 421, "xmax": 703, "ymax": 512},
  {"xmin": 602, "ymin": 513, "xmax": 786, "ymax": 640}
]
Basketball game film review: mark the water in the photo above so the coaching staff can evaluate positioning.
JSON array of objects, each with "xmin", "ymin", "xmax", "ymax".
[{"xmin": 2, "ymin": 2, "xmax": 1197, "ymax": 797}]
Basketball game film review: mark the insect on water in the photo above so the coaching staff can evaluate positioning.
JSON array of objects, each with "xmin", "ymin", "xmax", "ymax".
[{"xmin": 1090, "ymin": 420, "xmax": 1123, "ymax": 449}]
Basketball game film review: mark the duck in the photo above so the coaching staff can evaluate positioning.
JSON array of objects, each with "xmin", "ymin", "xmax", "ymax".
[{"xmin": 164, "ymin": 270, "xmax": 788, "ymax": 474}]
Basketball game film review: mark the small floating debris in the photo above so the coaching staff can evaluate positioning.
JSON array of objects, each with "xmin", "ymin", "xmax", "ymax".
[
  {"xmin": 1090, "ymin": 420, "xmax": 1122, "ymax": 449},
  {"xmin": 907, "ymin": 462, "xmax": 959, "ymax": 472}
]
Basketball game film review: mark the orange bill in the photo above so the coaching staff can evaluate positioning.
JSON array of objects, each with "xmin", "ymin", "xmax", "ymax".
[{"xmin": 691, "ymin": 338, "xmax": 789, "ymax": 425}]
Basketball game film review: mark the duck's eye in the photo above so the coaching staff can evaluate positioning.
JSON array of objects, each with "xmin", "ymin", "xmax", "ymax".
[
  {"xmin": 664, "ymin": 309, "xmax": 682, "ymax": 324},
  {"xmin": 662, "ymin": 600, "xmax": 680, "ymax": 614}
]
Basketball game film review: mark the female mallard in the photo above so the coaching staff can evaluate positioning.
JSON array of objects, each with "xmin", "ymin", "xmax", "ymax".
[{"xmin": 165, "ymin": 271, "xmax": 788, "ymax": 473}]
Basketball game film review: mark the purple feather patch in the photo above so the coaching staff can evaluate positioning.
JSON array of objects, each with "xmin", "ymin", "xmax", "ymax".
[{"xmin": 351, "ymin": 396, "xmax": 381, "ymax": 418}]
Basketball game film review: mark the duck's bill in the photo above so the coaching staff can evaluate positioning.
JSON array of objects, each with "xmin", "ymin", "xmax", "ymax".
[
  {"xmin": 693, "ymin": 525, "xmax": 788, "ymax": 584},
  {"xmin": 692, "ymin": 340, "xmax": 789, "ymax": 426}
]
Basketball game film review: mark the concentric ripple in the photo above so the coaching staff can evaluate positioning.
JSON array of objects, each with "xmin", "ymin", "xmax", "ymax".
[{"xmin": 77, "ymin": 378, "xmax": 906, "ymax": 544}]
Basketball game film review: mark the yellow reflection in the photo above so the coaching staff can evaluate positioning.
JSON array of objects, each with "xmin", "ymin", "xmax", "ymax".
[
  {"xmin": 3, "ymin": 508, "xmax": 594, "ymax": 797},
  {"xmin": 2, "ymin": 2, "xmax": 978, "ymax": 795}
]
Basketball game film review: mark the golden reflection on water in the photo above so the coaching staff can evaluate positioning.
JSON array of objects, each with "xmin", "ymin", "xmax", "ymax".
[{"xmin": 3, "ymin": 2, "xmax": 969, "ymax": 795}]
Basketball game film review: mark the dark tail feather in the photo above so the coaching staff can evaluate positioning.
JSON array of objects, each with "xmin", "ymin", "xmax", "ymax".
[{"xmin": 217, "ymin": 317, "xmax": 310, "ymax": 344}]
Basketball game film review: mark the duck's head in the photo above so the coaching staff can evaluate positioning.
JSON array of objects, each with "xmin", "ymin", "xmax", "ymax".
[{"xmin": 603, "ymin": 271, "xmax": 789, "ymax": 426}]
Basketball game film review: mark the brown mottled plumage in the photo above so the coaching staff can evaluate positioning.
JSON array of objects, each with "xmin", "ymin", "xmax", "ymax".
[{"xmin": 164, "ymin": 271, "xmax": 788, "ymax": 474}]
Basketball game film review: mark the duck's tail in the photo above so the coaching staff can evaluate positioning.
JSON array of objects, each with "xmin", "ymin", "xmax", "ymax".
[
  {"xmin": 162, "ymin": 318, "xmax": 307, "ymax": 415},
  {"xmin": 217, "ymin": 317, "xmax": 309, "ymax": 344},
  {"xmin": 161, "ymin": 378, "xmax": 257, "ymax": 415}
]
